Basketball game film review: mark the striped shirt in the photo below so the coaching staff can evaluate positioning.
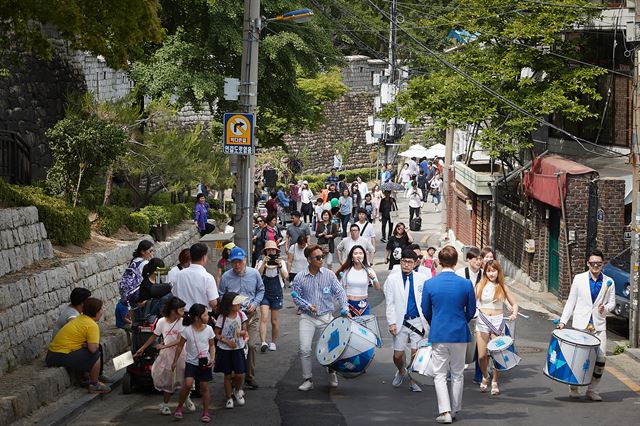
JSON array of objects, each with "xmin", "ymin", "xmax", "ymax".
[{"xmin": 291, "ymin": 267, "xmax": 348, "ymax": 316}]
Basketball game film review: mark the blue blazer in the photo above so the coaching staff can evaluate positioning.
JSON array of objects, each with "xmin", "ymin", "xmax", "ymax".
[{"xmin": 421, "ymin": 270, "xmax": 476, "ymax": 343}]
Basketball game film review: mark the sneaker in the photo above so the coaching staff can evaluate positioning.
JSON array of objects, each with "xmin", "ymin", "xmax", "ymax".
[
  {"xmin": 245, "ymin": 379, "xmax": 259, "ymax": 390},
  {"xmin": 233, "ymin": 389, "xmax": 246, "ymax": 406},
  {"xmin": 392, "ymin": 370, "xmax": 407, "ymax": 387},
  {"xmin": 328, "ymin": 372, "xmax": 338, "ymax": 388},
  {"xmin": 98, "ymin": 375, "xmax": 114, "ymax": 383},
  {"xmin": 298, "ymin": 380, "xmax": 314, "ymax": 391},
  {"xmin": 88, "ymin": 382, "xmax": 111, "ymax": 394},
  {"xmin": 435, "ymin": 412, "xmax": 452, "ymax": 424},
  {"xmin": 269, "ymin": 342, "xmax": 277, "ymax": 351},
  {"xmin": 185, "ymin": 397, "xmax": 196, "ymax": 412},
  {"xmin": 173, "ymin": 408, "xmax": 183, "ymax": 419},
  {"xmin": 225, "ymin": 398, "xmax": 234, "ymax": 409},
  {"xmin": 409, "ymin": 382, "xmax": 422, "ymax": 392},
  {"xmin": 261, "ymin": 342, "xmax": 268, "ymax": 353},
  {"xmin": 160, "ymin": 405, "xmax": 172, "ymax": 416},
  {"xmin": 586, "ymin": 390, "xmax": 602, "ymax": 401},
  {"xmin": 569, "ymin": 386, "xmax": 581, "ymax": 399}
]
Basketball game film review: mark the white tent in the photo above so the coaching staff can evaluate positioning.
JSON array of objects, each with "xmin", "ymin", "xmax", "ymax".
[
  {"xmin": 425, "ymin": 143, "xmax": 446, "ymax": 158},
  {"xmin": 398, "ymin": 144, "xmax": 429, "ymax": 158}
]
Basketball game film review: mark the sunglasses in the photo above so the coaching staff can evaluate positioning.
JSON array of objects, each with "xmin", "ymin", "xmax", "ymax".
[
  {"xmin": 588, "ymin": 262, "xmax": 603, "ymax": 267},
  {"xmin": 310, "ymin": 255, "xmax": 325, "ymax": 261}
]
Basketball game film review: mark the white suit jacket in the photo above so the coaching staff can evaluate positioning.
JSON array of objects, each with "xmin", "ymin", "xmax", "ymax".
[
  {"xmin": 384, "ymin": 270, "xmax": 429, "ymax": 332},
  {"xmin": 560, "ymin": 271, "xmax": 615, "ymax": 331}
]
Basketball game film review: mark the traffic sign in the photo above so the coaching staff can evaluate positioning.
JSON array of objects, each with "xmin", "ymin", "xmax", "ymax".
[{"xmin": 223, "ymin": 113, "xmax": 255, "ymax": 155}]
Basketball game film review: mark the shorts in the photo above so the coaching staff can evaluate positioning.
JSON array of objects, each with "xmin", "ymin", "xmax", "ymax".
[
  {"xmin": 214, "ymin": 348, "xmax": 247, "ymax": 375},
  {"xmin": 260, "ymin": 293, "xmax": 283, "ymax": 310},
  {"xmin": 348, "ymin": 299, "xmax": 370, "ymax": 316},
  {"xmin": 476, "ymin": 313, "xmax": 504, "ymax": 335},
  {"xmin": 184, "ymin": 362, "xmax": 213, "ymax": 382},
  {"xmin": 392, "ymin": 318, "xmax": 424, "ymax": 352},
  {"xmin": 45, "ymin": 348, "xmax": 101, "ymax": 374}
]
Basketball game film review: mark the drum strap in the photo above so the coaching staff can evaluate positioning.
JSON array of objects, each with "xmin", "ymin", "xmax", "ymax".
[
  {"xmin": 478, "ymin": 311, "xmax": 505, "ymax": 336},
  {"xmin": 402, "ymin": 320, "xmax": 425, "ymax": 338}
]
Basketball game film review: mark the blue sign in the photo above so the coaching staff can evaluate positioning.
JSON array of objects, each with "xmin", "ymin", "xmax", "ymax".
[{"xmin": 223, "ymin": 112, "xmax": 255, "ymax": 155}]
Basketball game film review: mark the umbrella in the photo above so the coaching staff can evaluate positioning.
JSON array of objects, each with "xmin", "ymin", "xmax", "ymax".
[
  {"xmin": 381, "ymin": 182, "xmax": 405, "ymax": 192},
  {"xmin": 425, "ymin": 143, "xmax": 446, "ymax": 158},
  {"xmin": 398, "ymin": 144, "xmax": 430, "ymax": 158}
]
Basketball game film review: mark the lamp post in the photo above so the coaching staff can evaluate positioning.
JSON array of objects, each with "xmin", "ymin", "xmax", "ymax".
[{"xmin": 233, "ymin": 2, "xmax": 313, "ymax": 256}]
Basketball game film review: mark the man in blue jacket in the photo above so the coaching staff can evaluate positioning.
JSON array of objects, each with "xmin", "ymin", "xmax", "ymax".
[{"xmin": 421, "ymin": 246, "xmax": 476, "ymax": 424}]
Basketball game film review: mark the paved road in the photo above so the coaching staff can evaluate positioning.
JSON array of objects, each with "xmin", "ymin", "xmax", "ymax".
[{"xmin": 63, "ymin": 199, "xmax": 640, "ymax": 425}]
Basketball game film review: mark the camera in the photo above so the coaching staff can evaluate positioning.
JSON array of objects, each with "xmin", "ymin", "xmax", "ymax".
[
  {"xmin": 198, "ymin": 356, "xmax": 209, "ymax": 370},
  {"xmin": 267, "ymin": 255, "xmax": 280, "ymax": 266}
]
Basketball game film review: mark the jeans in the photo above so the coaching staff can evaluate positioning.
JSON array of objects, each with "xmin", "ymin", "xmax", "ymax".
[
  {"xmin": 299, "ymin": 313, "xmax": 333, "ymax": 379},
  {"xmin": 432, "ymin": 343, "xmax": 466, "ymax": 415},
  {"xmin": 409, "ymin": 206, "xmax": 421, "ymax": 221},
  {"xmin": 340, "ymin": 213, "xmax": 351, "ymax": 237},
  {"xmin": 381, "ymin": 216, "xmax": 392, "ymax": 239}
]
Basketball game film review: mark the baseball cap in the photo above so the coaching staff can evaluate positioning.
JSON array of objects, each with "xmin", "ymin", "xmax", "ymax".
[
  {"xmin": 229, "ymin": 247, "xmax": 247, "ymax": 261},
  {"xmin": 223, "ymin": 242, "xmax": 236, "ymax": 250}
]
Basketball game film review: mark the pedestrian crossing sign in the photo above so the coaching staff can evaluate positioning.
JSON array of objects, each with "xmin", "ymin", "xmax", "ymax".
[{"xmin": 223, "ymin": 112, "xmax": 255, "ymax": 155}]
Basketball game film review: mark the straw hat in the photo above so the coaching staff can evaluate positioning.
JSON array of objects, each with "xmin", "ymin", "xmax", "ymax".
[{"xmin": 262, "ymin": 240, "xmax": 279, "ymax": 254}]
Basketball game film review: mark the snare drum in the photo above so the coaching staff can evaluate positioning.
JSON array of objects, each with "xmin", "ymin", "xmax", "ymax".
[
  {"xmin": 544, "ymin": 328, "xmax": 600, "ymax": 386},
  {"xmin": 487, "ymin": 335, "xmax": 521, "ymax": 371},
  {"xmin": 408, "ymin": 339, "xmax": 434, "ymax": 385},
  {"xmin": 316, "ymin": 317, "xmax": 377, "ymax": 378},
  {"xmin": 352, "ymin": 315, "xmax": 383, "ymax": 348}
]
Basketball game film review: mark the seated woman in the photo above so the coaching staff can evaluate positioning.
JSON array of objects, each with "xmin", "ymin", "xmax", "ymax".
[
  {"xmin": 137, "ymin": 258, "xmax": 171, "ymax": 320},
  {"xmin": 46, "ymin": 298, "xmax": 110, "ymax": 393}
]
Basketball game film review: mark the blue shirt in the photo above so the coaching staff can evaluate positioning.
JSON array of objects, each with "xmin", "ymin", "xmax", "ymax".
[
  {"xmin": 403, "ymin": 273, "xmax": 419, "ymax": 318},
  {"xmin": 291, "ymin": 267, "xmax": 348, "ymax": 316},
  {"xmin": 193, "ymin": 202, "xmax": 209, "ymax": 231},
  {"xmin": 339, "ymin": 196, "xmax": 352, "ymax": 216},
  {"xmin": 115, "ymin": 302, "xmax": 128, "ymax": 328},
  {"xmin": 277, "ymin": 190, "xmax": 290, "ymax": 207},
  {"xmin": 219, "ymin": 267, "xmax": 265, "ymax": 309},
  {"xmin": 589, "ymin": 273, "xmax": 603, "ymax": 304},
  {"xmin": 326, "ymin": 175, "xmax": 340, "ymax": 185}
]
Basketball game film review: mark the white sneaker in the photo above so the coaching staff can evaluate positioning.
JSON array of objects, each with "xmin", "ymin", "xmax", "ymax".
[
  {"xmin": 225, "ymin": 398, "xmax": 234, "ymax": 409},
  {"xmin": 233, "ymin": 389, "xmax": 246, "ymax": 406},
  {"xmin": 298, "ymin": 380, "xmax": 314, "ymax": 391},
  {"xmin": 392, "ymin": 370, "xmax": 407, "ymax": 387},
  {"xmin": 409, "ymin": 382, "xmax": 422, "ymax": 392},
  {"xmin": 435, "ymin": 412, "xmax": 452, "ymax": 424},
  {"xmin": 569, "ymin": 386, "xmax": 581, "ymax": 399},
  {"xmin": 184, "ymin": 396, "xmax": 196, "ymax": 412},
  {"xmin": 586, "ymin": 390, "xmax": 602, "ymax": 401},
  {"xmin": 269, "ymin": 342, "xmax": 277, "ymax": 351},
  {"xmin": 328, "ymin": 372, "xmax": 338, "ymax": 388},
  {"xmin": 159, "ymin": 404, "xmax": 171, "ymax": 415}
]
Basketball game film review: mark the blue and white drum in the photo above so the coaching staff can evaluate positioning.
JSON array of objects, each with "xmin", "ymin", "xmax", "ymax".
[
  {"xmin": 487, "ymin": 335, "xmax": 521, "ymax": 371},
  {"xmin": 352, "ymin": 315, "xmax": 383, "ymax": 348},
  {"xmin": 316, "ymin": 317, "xmax": 378, "ymax": 378},
  {"xmin": 544, "ymin": 328, "xmax": 600, "ymax": 386},
  {"xmin": 409, "ymin": 339, "xmax": 434, "ymax": 385}
]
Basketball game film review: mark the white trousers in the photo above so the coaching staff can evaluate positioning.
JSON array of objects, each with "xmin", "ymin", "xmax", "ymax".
[
  {"xmin": 299, "ymin": 313, "xmax": 333, "ymax": 380},
  {"xmin": 431, "ymin": 343, "xmax": 466, "ymax": 415}
]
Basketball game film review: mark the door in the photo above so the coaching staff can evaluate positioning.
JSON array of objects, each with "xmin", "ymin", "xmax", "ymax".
[{"xmin": 548, "ymin": 208, "xmax": 560, "ymax": 295}]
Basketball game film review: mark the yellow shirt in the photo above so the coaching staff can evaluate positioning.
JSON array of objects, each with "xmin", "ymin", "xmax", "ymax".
[{"xmin": 48, "ymin": 314, "xmax": 100, "ymax": 354}]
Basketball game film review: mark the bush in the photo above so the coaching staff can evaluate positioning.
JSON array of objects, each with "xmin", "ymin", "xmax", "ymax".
[
  {"xmin": 127, "ymin": 212, "xmax": 150, "ymax": 234},
  {"xmin": 150, "ymin": 191, "xmax": 173, "ymax": 206},
  {"xmin": 76, "ymin": 186, "xmax": 132, "ymax": 209},
  {"xmin": 139, "ymin": 205, "xmax": 170, "ymax": 227},
  {"xmin": 165, "ymin": 203, "xmax": 191, "ymax": 226},
  {"xmin": 97, "ymin": 206, "xmax": 130, "ymax": 236},
  {"xmin": 0, "ymin": 180, "xmax": 90, "ymax": 246}
]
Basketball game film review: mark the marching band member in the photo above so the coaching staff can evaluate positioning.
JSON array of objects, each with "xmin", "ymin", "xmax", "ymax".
[
  {"xmin": 336, "ymin": 245, "xmax": 381, "ymax": 317},
  {"xmin": 384, "ymin": 249, "xmax": 429, "ymax": 392},
  {"xmin": 558, "ymin": 248, "xmax": 615, "ymax": 401}
]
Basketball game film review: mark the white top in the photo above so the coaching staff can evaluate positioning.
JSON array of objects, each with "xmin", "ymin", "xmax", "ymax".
[
  {"xmin": 256, "ymin": 257, "xmax": 288, "ymax": 288},
  {"xmin": 355, "ymin": 220, "xmax": 376, "ymax": 242},
  {"xmin": 288, "ymin": 244, "xmax": 308, "ymax": 273},
  {"xmin": 477, "ymin": 282, "xmax": 503, "ymax": 310},
  {"xmin": 337, "ymin": 236, "xmax": 374, "ymax": 259},
  {"xmin": 172, "ymin": 264, "xmax": 219, "ymax": 310},
  {"xmin": 300, "ymin": 188, "xmax": 314, "ymax": 204},
  {"xmin": 406, "ymin": 188, "xmax": 423, "ymax": 208},
  {"xmin": 181, "ymin": 324, "xmax": 215, "ymax": 365},
  {"xmin": 341, "ymin": 267, "xmax": 369, "ymax": 298},
  {"xmin": 215, "ymin": 311, "xmax": 247, "ymax": 350},
  {"xmin": 53, "ymin": 305, "xmax": 80, "ymax": 336},
  {"xmin": 315, "ymin": 205, "xmax": 325, "ymax": 221},
  {"xmin": 456, "ymin": 267, "xmax": 481, "ymax": 288},
  {"xmin": 358, "ymin": 182, "xmax": 369, "ymax": 200},
  {"xmin": 133, "ymin": 257, "xmax": 149, "ymax": 275},
  {"xmin": 430, "ymin": 179, "xmax": 442, "ymax": 192},
  {"xmin": 400, "ymin": 168, "xmax": 411, "ymax": 183},
  {"xmin": 166, "ymin": 265, "xmax": 181, "ymax": 284},
  {"xmin": 154, "ymin": 317, "xmax": 184, "ymax": 344}
]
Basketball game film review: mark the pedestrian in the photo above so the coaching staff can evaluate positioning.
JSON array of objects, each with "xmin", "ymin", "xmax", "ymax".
[
  {"xmin": 424, "ymin": 246, "xmax": 438, "ymax": 277},
  {"xmin": 371, "ymin": 184, "xmax": 383, "ymax": 223},
  {"xmin": 475, "ymin": 261, "xmax": 518, "ymax": 395},
  {"xmin": 216, "ymin": 242, "xmax": 235, "ymax": 283},
  {"xmin": 380, "ymin": 164, "xmax": 391, "ymax": 183},
  {"xmin": 194, "ymin": 193, "xmax": 215, "ymax": 236},
  {"xmin": 299, "ymin": 181, "xmax": 314, "ymax": 223},
  {"xmin": 481, "ymin": 246, "xmax": 495, "ymax": 265},
  {"xmin": 266, "ymin": 192, "xmax": 278, "ymax": 217},
  {"xmin": 355, "ymin": 207, "xmax": 376, "ymax": 248},
  {"xmin": 385, "ymin": 223, "xmax": 412, "ymax": 271},
  {"xmin": 417, "ymin": 169, "xmax": 429, "ymax": 202},
  {"xmin": 557, "ymin": 248, "xmax": 615, "ymax": 401},
  {"xmin": 214, "ymin": 292, "xmax": 249, "ymax": 409},
  {"xmin": 325, "ymin": 168, "xmax": 340, "ymax": 186},
  {"xmin": 384, "ymin": 249, "xmax": 429, "ymax": 393},
  {"xmin": 313, "ymin": 198, "xmax": 324, "ymax": 231},
  {"xmin": 115, "ymin": 300, "xmax": 132, "ymax": 329},
  {"xmin": 338, "ymin": 174, "xmax": 348, "ymax": 194},
  {"xmin": 286, "ymin": 211, "xmax": 310, "ymax": 251},
  {"xmin": 419, "ymin": 157, "xmax": 429, "ymax": 175},
  {"xmin": 134, "ymin": 297, "xmax": 193, "ymax": 415},
  {"xmin": 167, "ymin": 249, "xmax": 191, "ymax": 284},
  {"xmin": 407, "ymin": 243, "xmax": 433, "ymax": 278},
  {"xmin": 333, "ymin": 152, "xmax": 343, "ymax": 170},
  {"xmin": 276, "ymin": 186, "xmax": 290, "ymax": 225},
  {"xmin": 52, "ymin": 287, "xmax": 91, "ymax": 336},
  {"xmin": 292, "ymin": 244, "xmax": 349, "ymax": 391},
  {"xmin": 261, "ymin": 214, "xmax": 282, "ymax": 247},
  {"xmin": 338, "ymin": 188, "xmax": 352, "ymax": 238},
  {"xmin": 336, "ymin": 245, "xmax": 380, "ymax": 317},
  {"xmin": 171, "ymin": 243, "xmax": 219, "ymax": 312},
  {"xmin": 399, "ymin": 163, "xmax": 411, "ymax": 188},
  {"xmin": 421, "ymin": 246, "xmax": 476, "ymax": 424},
  {"xmin": 287, "ymin": 235, "xmax": 308, "ymax": 284},
  {"xmin": 218, "ymin": 247, "xmax": 265, "ymax": 390},
  {"xmin": 327, "ymin": 182, "xmax": 340, "ymax": 202},
  {"xmin": 406, "ymin": 181, "xmax": 423, "ymax": 222},
  {"xmin": 119, "ymin": 240, "xmax": 154, "ymax": 308},
  {"xmin": 172, "ymin": 304, "xmax": 215, "ymax": 422},
  {"xmin": 356, "ymin": 176, "xmax": 369, "ymax": 202},
  {"xmin": 137, "ymin": 259, "xmax": 171, "ymax": 317},
  {"xmin": 315, "ymin": 209, "xmax": 340, "ymax": 270},
  {"xmin": 252, "ymin": 217, "xmax": 267, "ymax": 267},
  {"xmin": 407, "ymin": 156, "xmax": 419, "ymax": 177},
  {"xmin": 46, "ymin": 298, "xmax": 110, "ymax": 394},
  {"xmin": 256, "ymin": 241, "xmax": 288, "ymax": 352},
  {"xmin": 363, "ymin": 193, "xmax": 374, "ymax": 222},
  {"xmin": 379, "ymin": 190, "xmax": 398, "ymax": 243},
  {"xmin": 336, "ymin": 223, "xmax": 375, "ymax": 266},
  {"xmin": 289, "ymin": 180, "xmax": 300, "ymax": 212},
  {"xmin": 350, "ymin": 182, "xmax": 362, "ymax": 215},
  {"xmin": 430, "ymin": 173, "xmax": 443, "ymax": 212}
]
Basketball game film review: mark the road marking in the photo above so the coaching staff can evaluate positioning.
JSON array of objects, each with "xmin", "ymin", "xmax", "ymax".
[{"xmin": 608, "ymin": 366, "xmax": 640, "ymax": 394}]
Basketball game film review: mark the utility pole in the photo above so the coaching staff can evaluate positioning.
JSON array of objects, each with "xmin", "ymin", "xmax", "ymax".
[
  {"xmin": 384, "ymin": 0, "xmax": 398, "ymax": 164},
  {"xmin": 234, "ymin": 0, "xmax": 261, "ymax": 255},
  {"xmin": 630, "ymin": 19, "xmax": 640, "ymax": 347},
  {"xmin": 441, "ymin": 126, "xmax": 454, "ymax": 236}
]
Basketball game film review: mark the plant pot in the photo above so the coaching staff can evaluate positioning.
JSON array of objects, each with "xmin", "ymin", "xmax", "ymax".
[
  {"xmin": 150, "ymin": 225, "xmax": 163, "ymax": 242},
  {"xmin": 161, "ymin": 223, "xmax": 168, "ymax": 241}
]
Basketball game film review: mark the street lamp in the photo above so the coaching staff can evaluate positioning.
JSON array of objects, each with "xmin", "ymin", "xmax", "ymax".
[{"xmin": 233, "ymin": 1, "xmax": 313, "ymax": 257}]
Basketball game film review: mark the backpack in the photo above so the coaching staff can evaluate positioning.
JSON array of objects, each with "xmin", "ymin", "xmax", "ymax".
[{"xmin": 119, "ymin": 259, "xmax": 144, "ymax": 307}]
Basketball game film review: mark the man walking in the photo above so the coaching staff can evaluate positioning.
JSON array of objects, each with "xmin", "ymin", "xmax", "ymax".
[
  {"xmin": 219, "ymin": 247, "xmax": 265, "ymax": 389},
  {"xmin": 286, "ymin": 211, "xmax": 310, "ymax": 251},
  {"xmin": 421, "ymin": 246, "xmax": 476, "ymax": 424},
  {"xmin": 172, "ymin": 243, "xmax": 219, "ymax": 312},
  {"xmin": 336, "ymin": 224, "xmax": 374, "ymax": 265},
  {"xmin": 292, "ymin": 244, "xmax": 348, "ymax": 391}
]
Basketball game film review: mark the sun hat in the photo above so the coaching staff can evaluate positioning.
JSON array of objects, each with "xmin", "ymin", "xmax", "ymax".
[
  {"xmin": 232, "ymin": 294, "xmax": 247, "ymax": 305},
  {"xmin": 262, "ymin": 240, "xmax": 279, "ymax": 254}
]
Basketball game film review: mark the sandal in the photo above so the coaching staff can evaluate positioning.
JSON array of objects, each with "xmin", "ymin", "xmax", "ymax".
[
  {"xmin": 201, "ymin": 412, "xmax": 211, "ymax": 423},
  {"xmin": 479, "ymin": 376, "xmax": 489, "ymax": 392},
  {"xmin": 491, "ymin": 382, "xmax": 500, "ymax": 395}
]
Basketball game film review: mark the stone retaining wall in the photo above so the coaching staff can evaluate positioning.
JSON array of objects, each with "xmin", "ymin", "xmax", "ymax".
[
  {"xmin": 0, "ymin": 224, "xmax": 200, "ymax": 377},
  {"xmin": 0, "ymin": 207, "xmax": 54, "ymax": 278}
]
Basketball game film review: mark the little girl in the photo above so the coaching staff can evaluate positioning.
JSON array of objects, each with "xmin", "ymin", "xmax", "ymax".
[
  {"xmin": 134, "ymin": 297, "xmax": 194, "ymax": 415},
  {"xmin": 172, "ymin": 304, "xmax": 215, "ymax": 422},
  {"xmin": 214, "ymin": 292, "xmax": 249, "ymax": 409}
]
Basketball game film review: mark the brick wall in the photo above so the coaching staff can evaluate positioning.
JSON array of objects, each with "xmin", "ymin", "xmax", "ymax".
[
  {"xmin": 528, "ymin": 202, "xmax": 550, "ymax": 286},
  {"xmin": 495, "ymin": 205, "xmax": 528, "ymax": 271},
  {"xmin": 596, "ymin": 178, "xmax": 625, "ymax": 260},
  {"xmin": 449, "ymin": 179, "xmax": 474, "ymax": 246}
]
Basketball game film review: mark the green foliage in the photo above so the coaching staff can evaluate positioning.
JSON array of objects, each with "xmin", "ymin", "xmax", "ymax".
[
  {"xmin": 0, "ymin": 180, "xmax": 90, "ymax": 246},
  {"xmin": 150, "ymin": 192, "xmax": 174, "ymax": 206},
  {"xmin": 96, "ymin": 206, "xmax": 130, "ymax": 237},
  {"xmin": 139, "ymin": 205, "xmax": 170, "ymax": 227},
  {"xmin": 78, "ymin": 186, "xmax": 132, "ymax": 209},
  {"xmin": 301, "ymin": 167, "xmax": 374, "ymax": 193},
  {"xmin": 127, "ymin": 212, "xmax": 151, "ymax": 234},
  {"xmin": 335, "ymin": 140, "xmax": 353, "ymax": 167},
  {"xmin": 164, "ymin": 204, "xmax": 192, "ymax": 226}
]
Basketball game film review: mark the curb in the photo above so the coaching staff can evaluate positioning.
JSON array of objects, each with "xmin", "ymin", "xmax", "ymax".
[{"xmin": 627, "ymin": 347, "xmax": 640, "ymax": 363}]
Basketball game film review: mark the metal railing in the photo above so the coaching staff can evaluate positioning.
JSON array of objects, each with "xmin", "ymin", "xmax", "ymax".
[{"xmin": 0, "ymin": 130, "xmax": 31, "ymax": 185}]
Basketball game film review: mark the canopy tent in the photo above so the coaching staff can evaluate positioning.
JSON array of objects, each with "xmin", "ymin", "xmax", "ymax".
[
  {"xmin": 425, "ymin": 143, "xmax": 446, "ymax": 158},
  {"xmin": 398, "ymin": 144, "xmax": 429, "ymax": 158}
]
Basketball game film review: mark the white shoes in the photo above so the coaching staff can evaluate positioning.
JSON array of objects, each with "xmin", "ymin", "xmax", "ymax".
[
  {"xmin": 586, "ymin": 390, "xmax": 602, "ymax": 401},
  {"xmin": 392, "ymin": 370, "xmax": 407, "ymax": 387},
  {"xmin": 159, "ymin": 404, "xmax": 171, "ymax": 415},
  {"xmin": 269, "ymin": 342, "xmax": 277, "ymax": 351},
  {"xmin": 225, "ymin": 398, "xmax": 234, "ymax": 409},
  {"xmin": 298, "ymin": 379, "xmax": 314, "ymax": 391},
  {"xmin": 328, "ymin": 372, "xmax": 338, "ymax": 388},
  {"xmin": 409, "ymin": 382, "xmax": 422, "ymax": 392},
  {"xmin": 435, "ymin": 412, "xmax": 452, "ymax": 424},
  {"xmin": 233, "ymin": 389, "xmax": 246, "ymax": 406},
  {"xmin": 569, "ymin": 386, "xmax": 581, "ymax": 399}
]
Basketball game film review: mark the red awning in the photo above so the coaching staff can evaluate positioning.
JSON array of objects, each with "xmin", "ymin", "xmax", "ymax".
[{"xmin": 523, "ymin": 155, "xmax": 596, "ymax": 208}]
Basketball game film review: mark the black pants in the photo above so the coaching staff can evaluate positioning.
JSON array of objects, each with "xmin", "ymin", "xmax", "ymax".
[
  {"xmin": 199, "ymin": 222, "xmax": 215, "ymax": 236},
  {"xmin": 381, "ymin": 216, "xmax": 392, "ymax": 239},
  {"xmin": 410, "ymin": 207, "xmax": 421, "ymax": 221},
  {"xmin": 301, "ymin": 202, "xmax": 313, "ymax": 223}
]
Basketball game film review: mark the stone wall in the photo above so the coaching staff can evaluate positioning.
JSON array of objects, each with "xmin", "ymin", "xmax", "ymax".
[
  {"xmin": 0, "ymin": 225, "xmax": 200, "ymax": 377},
  {"xmin": 0, "ymin": 207, "xmax": 53, "ymax": 278}
]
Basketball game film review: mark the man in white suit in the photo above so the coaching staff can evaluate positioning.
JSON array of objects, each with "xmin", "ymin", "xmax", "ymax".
[
  {"xmin": 558, "ymin": 248, "xmax": 615, "ymax": 401},
  {"xmin": 384, "ymin": 249, "xmax": 429, "ymax": 392}
]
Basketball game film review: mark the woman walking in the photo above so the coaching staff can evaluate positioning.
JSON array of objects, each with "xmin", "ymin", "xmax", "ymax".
[
  {"xmin": 430, "ymin": 173, "xmax": 443, "ymax": 212},
  {"xmin": 338, "ymin": 188, "xmax": 353, "ymax": 238},
  {"xmin": 399, "ymin": 163, "xmax": 411, "ymax": 188},
  {"xmin": 371, "ymin": 184, "xmax": 383, "ymax": 223},
  {"xmin": 350, "ymin": 182, "xmax": 362, "ymax": 216},
  {"xmin": 299, "ymin": 181, "xmax": 314, "ymax": 223},
  {"xmin": 385, "ymin": 223, "xmax": 412, "ymax": 270},
  {"xmin": 256, "ymin": 241, "xmax": 288, "ymax": 352},
  {"xmin": 336, "ymin": 245, "xmax": 380, "ymax": 317},
  {"xmin": 379, "ymin": 190, "xmax": 398, "ymax": 243},
  {"xmin": 315, "ymin": 210, "xmax": 340, "ymax": 270}
]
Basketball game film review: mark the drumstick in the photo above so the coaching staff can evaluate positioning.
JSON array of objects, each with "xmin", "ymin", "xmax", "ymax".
[
  {"xmin": 517, "ymin": 312, "xmax": 529, "ymax": 319},
  {"xmin": 602, "ymin": 279, "xmax": 614, "ymax": 300}
]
